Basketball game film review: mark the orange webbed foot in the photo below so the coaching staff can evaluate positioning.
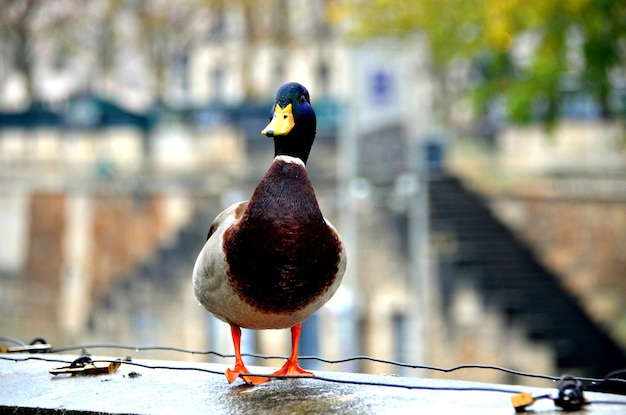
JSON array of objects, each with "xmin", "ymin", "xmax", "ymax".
[
  {"xmin": 225, "ymin": 367, "xmax": 242, "ymax": 384},
  {"xmin": 226, "ymin": 325, "xmax": 270, "ymax": 385},
  {"xmin": 225, "ymin": 365, "xmax": 270, "ymax": 385},
  {"xmin": 267, "ymin": 323, "xmax": 314, "ymax": 380},
  {"xmin": 269, "ymin": 361, "xmax": 314, "ymax": 379}
]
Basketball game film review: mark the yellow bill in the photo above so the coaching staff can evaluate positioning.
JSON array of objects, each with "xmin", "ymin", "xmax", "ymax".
[{"xmin": 261, "ymin": 104, "xmax": 295, "ymax": 137}]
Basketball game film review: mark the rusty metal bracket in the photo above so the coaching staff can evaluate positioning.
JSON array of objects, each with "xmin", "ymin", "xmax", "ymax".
[{"xmin": 50, "ymin": 356, "xmax": 121, "ymax": 376}]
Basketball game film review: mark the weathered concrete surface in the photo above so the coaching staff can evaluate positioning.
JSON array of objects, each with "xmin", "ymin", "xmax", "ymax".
[{"xmin": 1, "ymin": 354, "xmax": 625, "ymax": 414}]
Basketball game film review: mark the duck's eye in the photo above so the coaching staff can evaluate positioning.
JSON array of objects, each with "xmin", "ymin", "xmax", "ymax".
[{"xmin": 299, "ymin": 95, "xmax": 307, "ymax": 104}]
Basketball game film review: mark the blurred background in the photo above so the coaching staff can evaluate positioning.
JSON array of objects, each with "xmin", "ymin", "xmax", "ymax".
[{"xmin": 1, "ymin": 0, "xmax": 625, "ymax": 385}]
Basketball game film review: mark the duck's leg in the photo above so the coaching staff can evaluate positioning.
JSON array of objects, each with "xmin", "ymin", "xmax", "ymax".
[
  {"xmin": 225, "ymin": 325, "xmax": 269, "ymax": 385},
  {"xmin": 269, "ymin": 323, "xmax": 314, "ymax": 378}
]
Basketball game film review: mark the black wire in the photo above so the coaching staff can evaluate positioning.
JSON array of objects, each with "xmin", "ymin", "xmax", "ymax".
[
  {"xmin": 0, "ymin": 355, "xmax": 76, "ymax": 365},
  {"xmin": 0, "ymin": 355, "xmax": 529, "ymax": 394},
  {"xmin": 5, "ymin": 339, "xmax": 626, "ymax": 397},
  {"xmin": 300, "ymin": 356, "xmax": 562, "ymax": 382},
  {"xmin": 2, "ymin": 354, "xmax": 626, "ymax": 406},
  {"xmin": 590, "ymin": 400, "xmax": 626, "ymax": 406},
  {"xmin": 50, "ymin": 343, "xmax": 231, "ymax": 359},
  {"xmin": 601, "ymin": 368, "xmax": 626, "ymax": 380},
  {"xmin": 0, "ymin": 336, "xmax": 26, "ymax": 346},
  {"xmin": 43, "ymin": 343, "xmax": 601, "ymax": 384}
]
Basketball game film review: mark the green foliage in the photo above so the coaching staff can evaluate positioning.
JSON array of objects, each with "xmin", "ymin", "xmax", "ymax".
[{"xmin": 348, "ymin": 0, "xmax": 626, "ymax": 125}]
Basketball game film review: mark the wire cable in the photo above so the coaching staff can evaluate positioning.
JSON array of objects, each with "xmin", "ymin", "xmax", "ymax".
[
  {"xmin": 2, "ymin": 353, "xmax": 626, "ymax": 409},
  {"xmin": 3, "ymin": 338, "xmax": 626, "ymax": 402},
  {"xmin": 50, "ymin": 343, "xmax": 231, "ymax": 358},
  {"xmin": 46, "ymin": 344, "xmax": 560, "ymax": 382},
  {"xmin": 43, "ymin": 343, "xmax": 611, "ymax": 384},
  {"xmin": 3, "ymin": 353, "xmax": 626, "ymax": 414},
  {"xmin": 0, "ymin": 354, "xmax": 539, "ymax": 394},
  {"xmin": 0, "ymin": 336, "xmax": 27, "ymax": 346}
]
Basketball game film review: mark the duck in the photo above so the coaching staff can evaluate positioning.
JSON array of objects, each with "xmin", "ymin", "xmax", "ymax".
[{"xmin": 192, "ymin": 82, "xmax": 347, "ymax": 385}]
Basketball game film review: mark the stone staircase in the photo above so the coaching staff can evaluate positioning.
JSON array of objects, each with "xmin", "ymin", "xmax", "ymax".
[
  {"xmin": 86, "ymin": 202, "xmax": 218, "ymax": 348},
  {"xmin": 429, "ymin": 175, "xmax": 626, "ymax": 378}
]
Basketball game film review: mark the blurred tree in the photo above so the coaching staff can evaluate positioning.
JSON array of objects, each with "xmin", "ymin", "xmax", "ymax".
[
  {"xmin": 0, "ymin": 0, "xmax": 94, "ymax": 103},
  {"xmin": 349, "ymin": 0, "xmax": 626, "ymax": 125},
  {"xmin": 0, "ymin": 0, "xmax": 215, "ymax": 105},
  {"xmin": 130, "ymin": 0, "xmax": 213, "ymax": 103},
  {"xmin": 0, "ymin": 0, "xmax": 320, "ymax": 105},
  {"xmin": 1, "ymin": 0, "xmax": 42, "ymax": 102},
  {"xmin": 0, "ymin": 0, "xmax": 342, "ymax": 106}
]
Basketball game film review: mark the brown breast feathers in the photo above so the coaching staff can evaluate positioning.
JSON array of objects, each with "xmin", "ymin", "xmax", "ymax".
[{"xmin": 224, "ymin": 159, "xmax": 341, "ymax": 314}]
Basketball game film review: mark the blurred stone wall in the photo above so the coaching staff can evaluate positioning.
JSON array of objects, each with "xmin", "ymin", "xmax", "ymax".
[
  {"xmin": 0, "ymin": 189, "xmax": 194, "ymax": 345},
  {"xmin": 491, "ymin": 188, "xmax": 626, "ymax": 349}
]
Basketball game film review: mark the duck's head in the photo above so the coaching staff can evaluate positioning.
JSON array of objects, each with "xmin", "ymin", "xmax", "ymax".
[{"xmin": 261, "ymin": 82, "xmax": 316, "ymax": 164}]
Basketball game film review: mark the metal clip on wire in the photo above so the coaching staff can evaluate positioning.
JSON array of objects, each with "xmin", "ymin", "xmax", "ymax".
[
  {"xmin": 50, "ymin": 356, "xmax": 121, "ymax": 376},
  {"xmin": 554, "ymin": 376, "xmax": 587, "ymax": 411},
  {"xmin": 511, "ymin": 375, "xmax": 587, "ymax": 412}
]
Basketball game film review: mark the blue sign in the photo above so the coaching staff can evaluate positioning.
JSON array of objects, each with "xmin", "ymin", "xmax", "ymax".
[{"xmin": 371, "ymin": 70, "xmax": 392, "ymax": 106}]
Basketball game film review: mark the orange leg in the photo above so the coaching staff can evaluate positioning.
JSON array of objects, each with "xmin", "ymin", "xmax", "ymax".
[
  {"xmin": 269, "ymin": 323, "xmax": 314, "ymax": 378},
  {"xmin": 225, "ymin": 325, "xmax": 269, "ymax": 385}
]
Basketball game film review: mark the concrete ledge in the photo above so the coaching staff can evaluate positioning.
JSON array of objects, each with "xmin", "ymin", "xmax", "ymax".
[{"xmin": 1, "ymin": 354, "xmax": 625, "ymax": 414}]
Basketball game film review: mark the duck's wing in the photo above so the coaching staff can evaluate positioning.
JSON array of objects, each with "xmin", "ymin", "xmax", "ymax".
[
  {"xmin": 206, "ymin": 201, "xmax": 249, "ymax": 241},
  {"xmin": 324, "ymin": 217, "xmax": 348, "ymax": 279},
  {"xmin": 194, "ymin": 200, "xmax": 249, "ymax": 320}
]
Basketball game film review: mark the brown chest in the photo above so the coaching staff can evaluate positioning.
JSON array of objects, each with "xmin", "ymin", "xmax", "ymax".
[{"xmin": 223, "ymin": 161, "xmax": 342, "ymax": 314}]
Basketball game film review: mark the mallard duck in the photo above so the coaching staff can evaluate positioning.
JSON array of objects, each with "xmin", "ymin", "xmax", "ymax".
[{"xmin": 193, "ymin": 82, "xmax": 347, "ymax": 385}]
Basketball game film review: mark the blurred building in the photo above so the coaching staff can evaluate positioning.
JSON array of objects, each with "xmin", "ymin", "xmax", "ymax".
[
  {"xmin": 1, "ymin": 0, "xmax": 625, "ymax": 384},
  {"xmin": 186, "ymin": 2, "xmax": 350, "ymax": 105}
]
